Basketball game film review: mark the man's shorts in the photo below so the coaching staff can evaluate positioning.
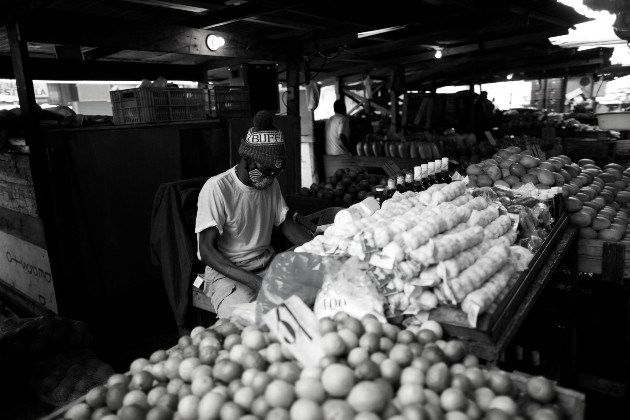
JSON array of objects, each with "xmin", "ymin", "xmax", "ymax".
[{"xmin": 203, "ymin": 247, "xmax": 275, "ymax": 319}]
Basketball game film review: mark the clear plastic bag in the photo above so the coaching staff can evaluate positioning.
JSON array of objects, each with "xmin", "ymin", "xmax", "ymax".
[
  {"xmin": 255, "ymin": 252, "xmax": 339, "ymax": 325},
  {"xmin": 313, "ymin": 257, "xmax": 387, "ymax": 322}
]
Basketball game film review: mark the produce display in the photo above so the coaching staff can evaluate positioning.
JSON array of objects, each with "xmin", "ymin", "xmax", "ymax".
[
  {"xmin": 299, "ymin": 168, "xmax": 385, "ymax": 204},
  {"xmin": 294, "ymin": 181, "xmax": 553, "ymax": 327},
  {"xmin": 59, "ymin": 314, "xmax": 578, "ymax": 420},
  {"xmin": 465, "ymin": 146, "xmax": 574, "ymax": 191},
  {"xmin": 562, "ymin": 160, "xmax": 630, "ymax": 242}
]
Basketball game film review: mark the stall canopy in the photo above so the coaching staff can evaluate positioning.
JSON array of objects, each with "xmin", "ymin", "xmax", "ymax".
[{"xmin": 0, "ymin": 0, "xmax": 615, "ymax": 90}]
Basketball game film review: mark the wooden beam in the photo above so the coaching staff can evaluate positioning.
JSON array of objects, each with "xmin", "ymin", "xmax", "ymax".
[
  {"xmin": 342, "ymin": 88, "xmax": 391, "ymax": 116},
  {"xmin": 20, "ymin": 11, "xmax": 287, "ymax": 61},
  {"xmin": 120, "ymin": 0, "xmax": 218, "ymax": 13},
  {"xmin": 0, "ymin": 55, "xmax": 208, "ymax": 81}
]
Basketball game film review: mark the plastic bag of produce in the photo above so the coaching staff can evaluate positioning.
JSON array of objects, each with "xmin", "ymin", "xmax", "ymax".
[
  {"xmin": 314, "ymin": 256, "xmax": 387, "ymax": 322},
  {"xmin": 255, "ymin": 252, "xmax": 336, "ymax": 325}
]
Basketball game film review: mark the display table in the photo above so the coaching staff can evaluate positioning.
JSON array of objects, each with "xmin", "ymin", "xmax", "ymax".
[{"xmin": 431, "ymin": 213, "xmax": 578, "ymax": 363}]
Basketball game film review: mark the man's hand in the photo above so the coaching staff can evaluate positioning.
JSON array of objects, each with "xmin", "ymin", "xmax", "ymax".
[
  {"xmin": 280, "ymin": 211, "xmax": 314, "ymax": 246},
  {"xmin": 199, "ymin": 227, "xmax": 263, "ymax": 292}
]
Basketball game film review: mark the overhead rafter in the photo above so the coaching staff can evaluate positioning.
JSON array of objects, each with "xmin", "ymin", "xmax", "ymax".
[
  {"xmin": 19, "ymin": 11, "xmax": 289, "ymax": 61},
  {"xmin": 0, "ymin": 0, "xmax": 58, "ymax": 27},
  {"xmin": 119, "ymin": 0, "xmax": 220, "ymax": 13}
]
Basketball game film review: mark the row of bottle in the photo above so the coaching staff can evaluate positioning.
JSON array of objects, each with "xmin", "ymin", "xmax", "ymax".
[{"xmin": 374, "ymin": 157, "xmax": 452, "ymax": 206}]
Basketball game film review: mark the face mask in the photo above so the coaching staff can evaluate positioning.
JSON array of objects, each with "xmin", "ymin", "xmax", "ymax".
[{"xmin": 248, "ymin": 168, "xmax": 275, "ymax": 190}]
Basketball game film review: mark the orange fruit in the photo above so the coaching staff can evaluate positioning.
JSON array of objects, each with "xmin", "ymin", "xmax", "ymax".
[
  {"xmin": 156, "ymin": 393, "xmax": 178, "ymax": 411},
  {"xmin": 64, "ymin": 403, "xmax": 92, "ymax": 420},
  {"xmin": 241, "ymin": 329, "xmax": 267, "ymax": 350},
  {"xmin": 129, "ymin": 358, "xmax": 150, "ymax": 374},
  {"xmin": 487, "ymin": 370, "xmax": 513, "ymax": 396},
  {"xmin": 531, "ymin": 407, "xmax": 562, "ymax": 420},
  {"xmin": 318, "ymin": 317, "xmax": 337, "ymax": 334},
  {"xmin": 219, "ymin": 401, "xmax": 243, "ymax": 420},
  {"xmin": 177, "ymin": 395, "xmax": 200, "ymax": 420},
  {"xmin": 400, "ymin": 366, "xmax": 424, "ymax": 385},
  {"xmin": 191, "ymin": 375, "xmax": 214, "ymax": 397},
  {"xmin": 488, "ymin": 395, "xmax": 518, "ymax": 416},
  {"xmin": 105, "ymin": 383, "xmax": 127, "ymax": 411},
  {"xmin": 354, "ymin": 360, "xmax": 380, "ymax": 381},
  {"xmin": 251, "ymin": 396, "xmax": 271, "ymax": 418},
  {"xmin": 338, "ymin": 329, "xmax": 359, "ymax": 350},
  {"xmin": 426, "ymin": 362, "xmax": 451, "ymax": 393},
  {"xmin": 379, "ymin": 358, "xmax": 402, "ymax": 385},
  {"xmin": 321, "ymin": 364, "xmax": 356, "ymax": 397},
  {"xmin": 397, "ymin": 383, "xmax": 426, "ymax": 407},
  {"xmin": 212, "ymin": 360, "xmax": 243, "ymax": 384},
  {"xmin": 294, "ymin": 379, "xmax": 326, "ymax": 403},
  {"xmin": 278, "ymin": 362, "xmax": 301, "ymax": 384},
  {"xmin": 322, "ymin": 332, "xmax": 347, "ymax": 357},
  {"xmin": 473, "ymin": 387, "xmax": 495, "ymax": 411},
  {"xmin": 123, "ymin": 390, "xmax": 149, "ymax": 408},
  {"xmin": 264, "ymin": 380, "xmax": 295, "ymax": 408},
  {"xmin": 233, "ymin": 386, "xmax": 256, "ymax": 411},
  {"xmin": 417, "ymin": 329, "xmax": 438, "ymax": 344},
  {"xmin": 198, "ymin": 391, "xmax": 225, "ymax": 419},
  {"xmin": 370, "ymin": 352, "xmax": 387, "ymax": 365},
  {"xmin": 354, "ymin": 412, "xmax": 380, "ymax": 420},
  {"xmin": 347, "ymin": 347, "xmax": 370, "ymax": 368},
  {"xmin": 265, "ymin": 407, "xmax": 291, "ymax": 420},
  {"xmin": 444, "ymin": 340, "xmax": 467, "ymax": 363},
  {"xmin": 85, "ymin": 385, "xmax": 107, "ymax": 408},
  {"xmin": 289, "ymin": 398, "xmax": 324, "ymax": 420},
  {"xmin": 451, "ymin": 373, "xmax": 473, "ymax": 395},
  {"xmin": 145, "ymin": 406, "xmax": 172, "ymax": 420},
  {"xmin": 440, "ymin": 387, "xmax": 468, "ymax": 412},
  {"xmin": 146, "ymin": 387, "xmax": 167, "ymax": 406},
  {"xmin": 526, "ymin": 376, "xmax": 557, "ymax": 404},
  {"xmin": 347, "ymin": 381, "xmax": 387, "ymax": 412},
  {"xmin": 389, "ymin": 344, "xmax": 413, "ymax": 367},
  {"xmin": 130, "ymin": 371, "xmax": 154, "ymax": 392},
  {"xmin": 118, "ymin": 404, "xmax": 148, "ymax": 420}
]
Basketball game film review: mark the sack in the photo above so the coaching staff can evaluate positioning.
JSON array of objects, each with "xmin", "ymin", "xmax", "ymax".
[
  {"xmin": 255, "ymin": 252, "xmax": 337, "ymax": 325},
  {"xmin": 314, "ymin": 257, "xmax": 387, "ymax": 322}
]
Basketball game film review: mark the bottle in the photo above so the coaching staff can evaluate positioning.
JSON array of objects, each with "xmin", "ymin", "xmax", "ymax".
[
  {"xmin": 386, "ymin": 176, "xmax": 397, "ymax": 199},
  {"xmin": 434, "ymin": 159, "xmax": 443, "ymax": 184},
  {"xmin": 421, "ymin": 164, "xmax": 432, "ymax": 190},
  {"xmin": 403, "ymin": 170, "xmax": 414, "ymax": 192},
  {"xmin": 441, "ymin": 157, "xmax": 452, "ymax": 184},
  {"xmin": 395, "ymin": 172, "xmax": 406, "ymax": 193},
  {"xmin": 427, "ymin": 161, "xmax": 437, "ymax": 185},
  {"xmin": 374, "ymin": 185, "xmax": 387, "ymax": 207},
  {"xmin": 413, "ymin": 166, "xmax": 425, "ymax": 192}
]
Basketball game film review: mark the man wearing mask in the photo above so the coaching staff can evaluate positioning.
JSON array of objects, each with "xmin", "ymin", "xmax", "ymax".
[{"xmin": 196, "ymin": 110, "xmax": 311, "ymax": 318}]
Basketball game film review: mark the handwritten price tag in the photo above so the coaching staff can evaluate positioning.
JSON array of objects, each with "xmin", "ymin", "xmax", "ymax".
[
  {"xmin": 369, "ymin": 253, "xmax": 395, "ymax": 270},
  {"xmin": 263, "ymin": 296, "xmax": 324, "ymax": 367}
]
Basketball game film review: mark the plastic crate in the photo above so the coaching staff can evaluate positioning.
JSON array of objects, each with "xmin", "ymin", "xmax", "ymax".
[
  {"xmin": 110, "ymin": 87, "xmax": 206, "ymax": 125},
  {"xmin": 208, "ymin": 85, "xmax": 250, "ymax": 118}
]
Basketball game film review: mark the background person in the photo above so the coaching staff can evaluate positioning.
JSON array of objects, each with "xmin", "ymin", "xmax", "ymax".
[{"xmin": 325, "ymin": 99, "xmax": 352, "ymax": 155}]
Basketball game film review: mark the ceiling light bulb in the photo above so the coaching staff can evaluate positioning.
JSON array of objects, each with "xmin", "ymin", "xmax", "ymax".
[
  {"xmin": 507, "ymin": 73, "xmax": 513, "ymax": 80},
  {"xmin": 207, "ymin": 35, "xmax": 225, "ymax": 51},
  {"xmin": 435, "ymin": 49, "xmax": 443, "ymax": 59}
]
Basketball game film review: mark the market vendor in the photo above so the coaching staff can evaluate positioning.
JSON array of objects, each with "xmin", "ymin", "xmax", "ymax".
[{"xmin": 195, "ymin": 110, "xmax": 312, "ymax": 318}]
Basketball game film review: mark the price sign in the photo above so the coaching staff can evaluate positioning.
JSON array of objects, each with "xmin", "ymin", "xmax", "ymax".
[{"xmin": 263, "ymin": 296, "xmax": 324, "ymax": 367}]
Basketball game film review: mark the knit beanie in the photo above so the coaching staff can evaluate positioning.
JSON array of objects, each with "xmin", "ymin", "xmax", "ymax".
[{"xmin": 238, "ymin": 110, "xmax": 287, "ymax": 170}]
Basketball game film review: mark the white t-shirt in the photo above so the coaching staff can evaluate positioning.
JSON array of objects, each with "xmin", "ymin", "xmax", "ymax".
[
  {"xmin": 195, "ymin": 167, "xmax": 288, "ymax": 262},
  {"xmin": 325, "ymin": 113, "xmax": 351, "ymax": 155}
]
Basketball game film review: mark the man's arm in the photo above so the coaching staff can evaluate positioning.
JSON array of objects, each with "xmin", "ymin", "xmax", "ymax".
[
  {"xmin": 198, "ymin": 227, "xmax": 263, "ymax": 292},
  {"xmin": 280, "ymin": 212, "xmax": 314, "ymax": 246}
]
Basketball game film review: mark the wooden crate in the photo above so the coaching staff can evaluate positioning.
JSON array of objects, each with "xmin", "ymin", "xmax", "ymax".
[
  {"xmin": 577, "ymin": 238, "xmax": 630, "ymax": 280},
  {"xmin": 510, "ymin": 371, "xmax": 586, "ymax": 420}
]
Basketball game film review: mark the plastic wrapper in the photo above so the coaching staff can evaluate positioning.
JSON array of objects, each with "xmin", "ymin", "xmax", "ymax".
[
  {"xmin": 445, "ymin": 244, "xmax": 511, "ymax": 303},
  {"xmin": 463, "ymin": 196, "xmax": 489, "ymax": 211},
  {"xmin": 471, "ymin": 187, "xmax": 498, "ymax": 201},
  {"xmin": 430, "ymin": 181, "xmax": 466, "ymax": 205},
  {"xmin": 484, "ymin": 215, "xmax": 513, "ymax": 240},
  {"xmin": 460, "ymin": 261, "xmax": 517, "ymax": 327},
  {"xmin": 467, "ymin": 204, "xmax": 499, "ymax": 228},
  {"xmin": 510, "ymin": 245, "xmax": 535, "ymax": 271},
  {"xmin": 256, "ymin": 252, "xmax": 336, "ymax": 324},
  {"xmin": 314, "ymin": 257, "xmax": 387, "ymax": 322}
]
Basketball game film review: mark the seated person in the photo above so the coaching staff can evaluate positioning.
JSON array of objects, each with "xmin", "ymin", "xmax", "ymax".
[{"xmin": 195, "ymin": 110, "xmax": 311, "ymax": 319}]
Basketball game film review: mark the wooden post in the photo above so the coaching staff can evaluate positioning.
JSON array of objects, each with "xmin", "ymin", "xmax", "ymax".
[
  {"xmin": 7, "ymin": 22, "xmax": 67, "ymax": 315},
  {"xmin": 286, "ymin": 57, "xmax": 300, "ymax": 117}
]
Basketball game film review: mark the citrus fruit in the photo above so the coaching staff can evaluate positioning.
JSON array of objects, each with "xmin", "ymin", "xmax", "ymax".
[
  {"xmin": 488, "ymin": 395, "xmax": 518, "ymax": 416},
  {"xmin": 147, "ymin": 386, "xmax": 167, "ymax": 406},
  {"xmin": 219, "ymin": 401, "xmax": 243, "ymax": 420},
  {"xmin": 266, "ymin": 407, "xmax": 291, "ymax": 420},
  {"xmin": 64, "ymin": 403, "xmax": 92, "ymax": 420},
  {"xmin": 289, "ymin": 398, "xmax": 324, "ymax": 420},
  {"xmin": 346, "ymin": 381, "xmax": 387, "ymax": 412},
  {"xmin": 233, "ymin": 386, "xmax": 256, "ymax": 411},
  {"xmin": 347, "ymin": 348, "xmax": 370, "ymax": 368},
  {"xmin": 426, "ymin": 362, "xmax": 450, "ymax": 393},
  {"xmin": 473, "ymin": 387, "xmax": 495, "ymax": 411},
  {"xmin": 118, "ymin": 404, "xmax": 148, "ymax": 420},
  {"xmin": 264, "ymin": 380, "xmax": 295, "ymax": 408},
  {"xmin": 400, "ymin": 366, "xmax": 424, "ymax": 385},
  {"xmin": 322, "ymin": 363, "xmax": 356, "ymax": 397},
  {"xmin": 177, "ymin": 395, "xmax": 200, "ymax": 420},
  {"xmin": 354, "ymin": 412, "xmax": 380, "ymax": 420},
  {"xmin": 105, "ymin": 383, "xmax": 127, "ymax": 411},
  {"xmin": 191, "ymin": 375, "xmax": 214, "ymax": 397},
  {"xmin": 318, "ymin": 317, "xmax": 337, "ymax": 334},
  {"xmin": 526, "ymin": 376, "xmax": 557, "ymax": 404},
  {"xmin": 156, "ymin": 393, "xmax": 178, "ymax": 411},
  {"xmin": 444, "ymin": 340, "xmax": 467, "ymax": 363},
  {"xmin": 123, "ymin": 390, "xmax": 149, "ymax": 408},
  {"xmin": 379, "ymin": 359, "xmax": 402, "ymax": 384},
  {"xmin": 440, "ymin": 387, "xmax": 468, "ymax": 412},
  {"xmin": 278, "ymin": 362, "xmax": 301, "ymax": 383},
  {"xmin": 531, "ymin": 407, "xmax": 562, "ymax": 420},
  {"xmin": 322, "ymin": 399, "xmax": 355, "ymax": 420},
  {"xmin": 354, "ymin": 360, "xmax": 380, "ymax": 381},
  {"xmin": 358, "ymin": 333, "xmax": 380, "ymax": 353},
  {"xmin": 389, "ymin": 344, "xmax": 413, "ymax": 367},
  {"xmin": 251, "ymin": 396, "xmax": 271, "ymax": 418},
  {"xmin": 242, "ymin": 329, "xmax": 267, "ymax": 350},
  {"xmin": 337, "ymin": 329, "xmax": 359, "ymax": 350},
  {"xmin": 85, "ymin": 385, "xmax": 107, "ymax": 408},
  {"xmin": 212, "ymin": 359, "xmax": 243, "ymax": 384},
  {"xmin": 487, "ymin": 369, "xmax": 513, "ymax": 395},
  {"xmin": 129, "ymin": 358, "xmax": 150, "ymax": 374},
  {"xmin": 419, "ymin": 320, "xmax": 443, "ymax": 339},
  {"xmin": 130, "ymin": 371, "xmax": 154, "ymax": 392},
  {"xmin": 198, "ymin": 391, "xmax": 225, "ymax": 420},
  {"xmin": 294, "ymin": 378, "xmax": 326, "ymax": 403},
  {"xmin": 397, "ymin": 383, "xmax": 425, "ymax": 406}
]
